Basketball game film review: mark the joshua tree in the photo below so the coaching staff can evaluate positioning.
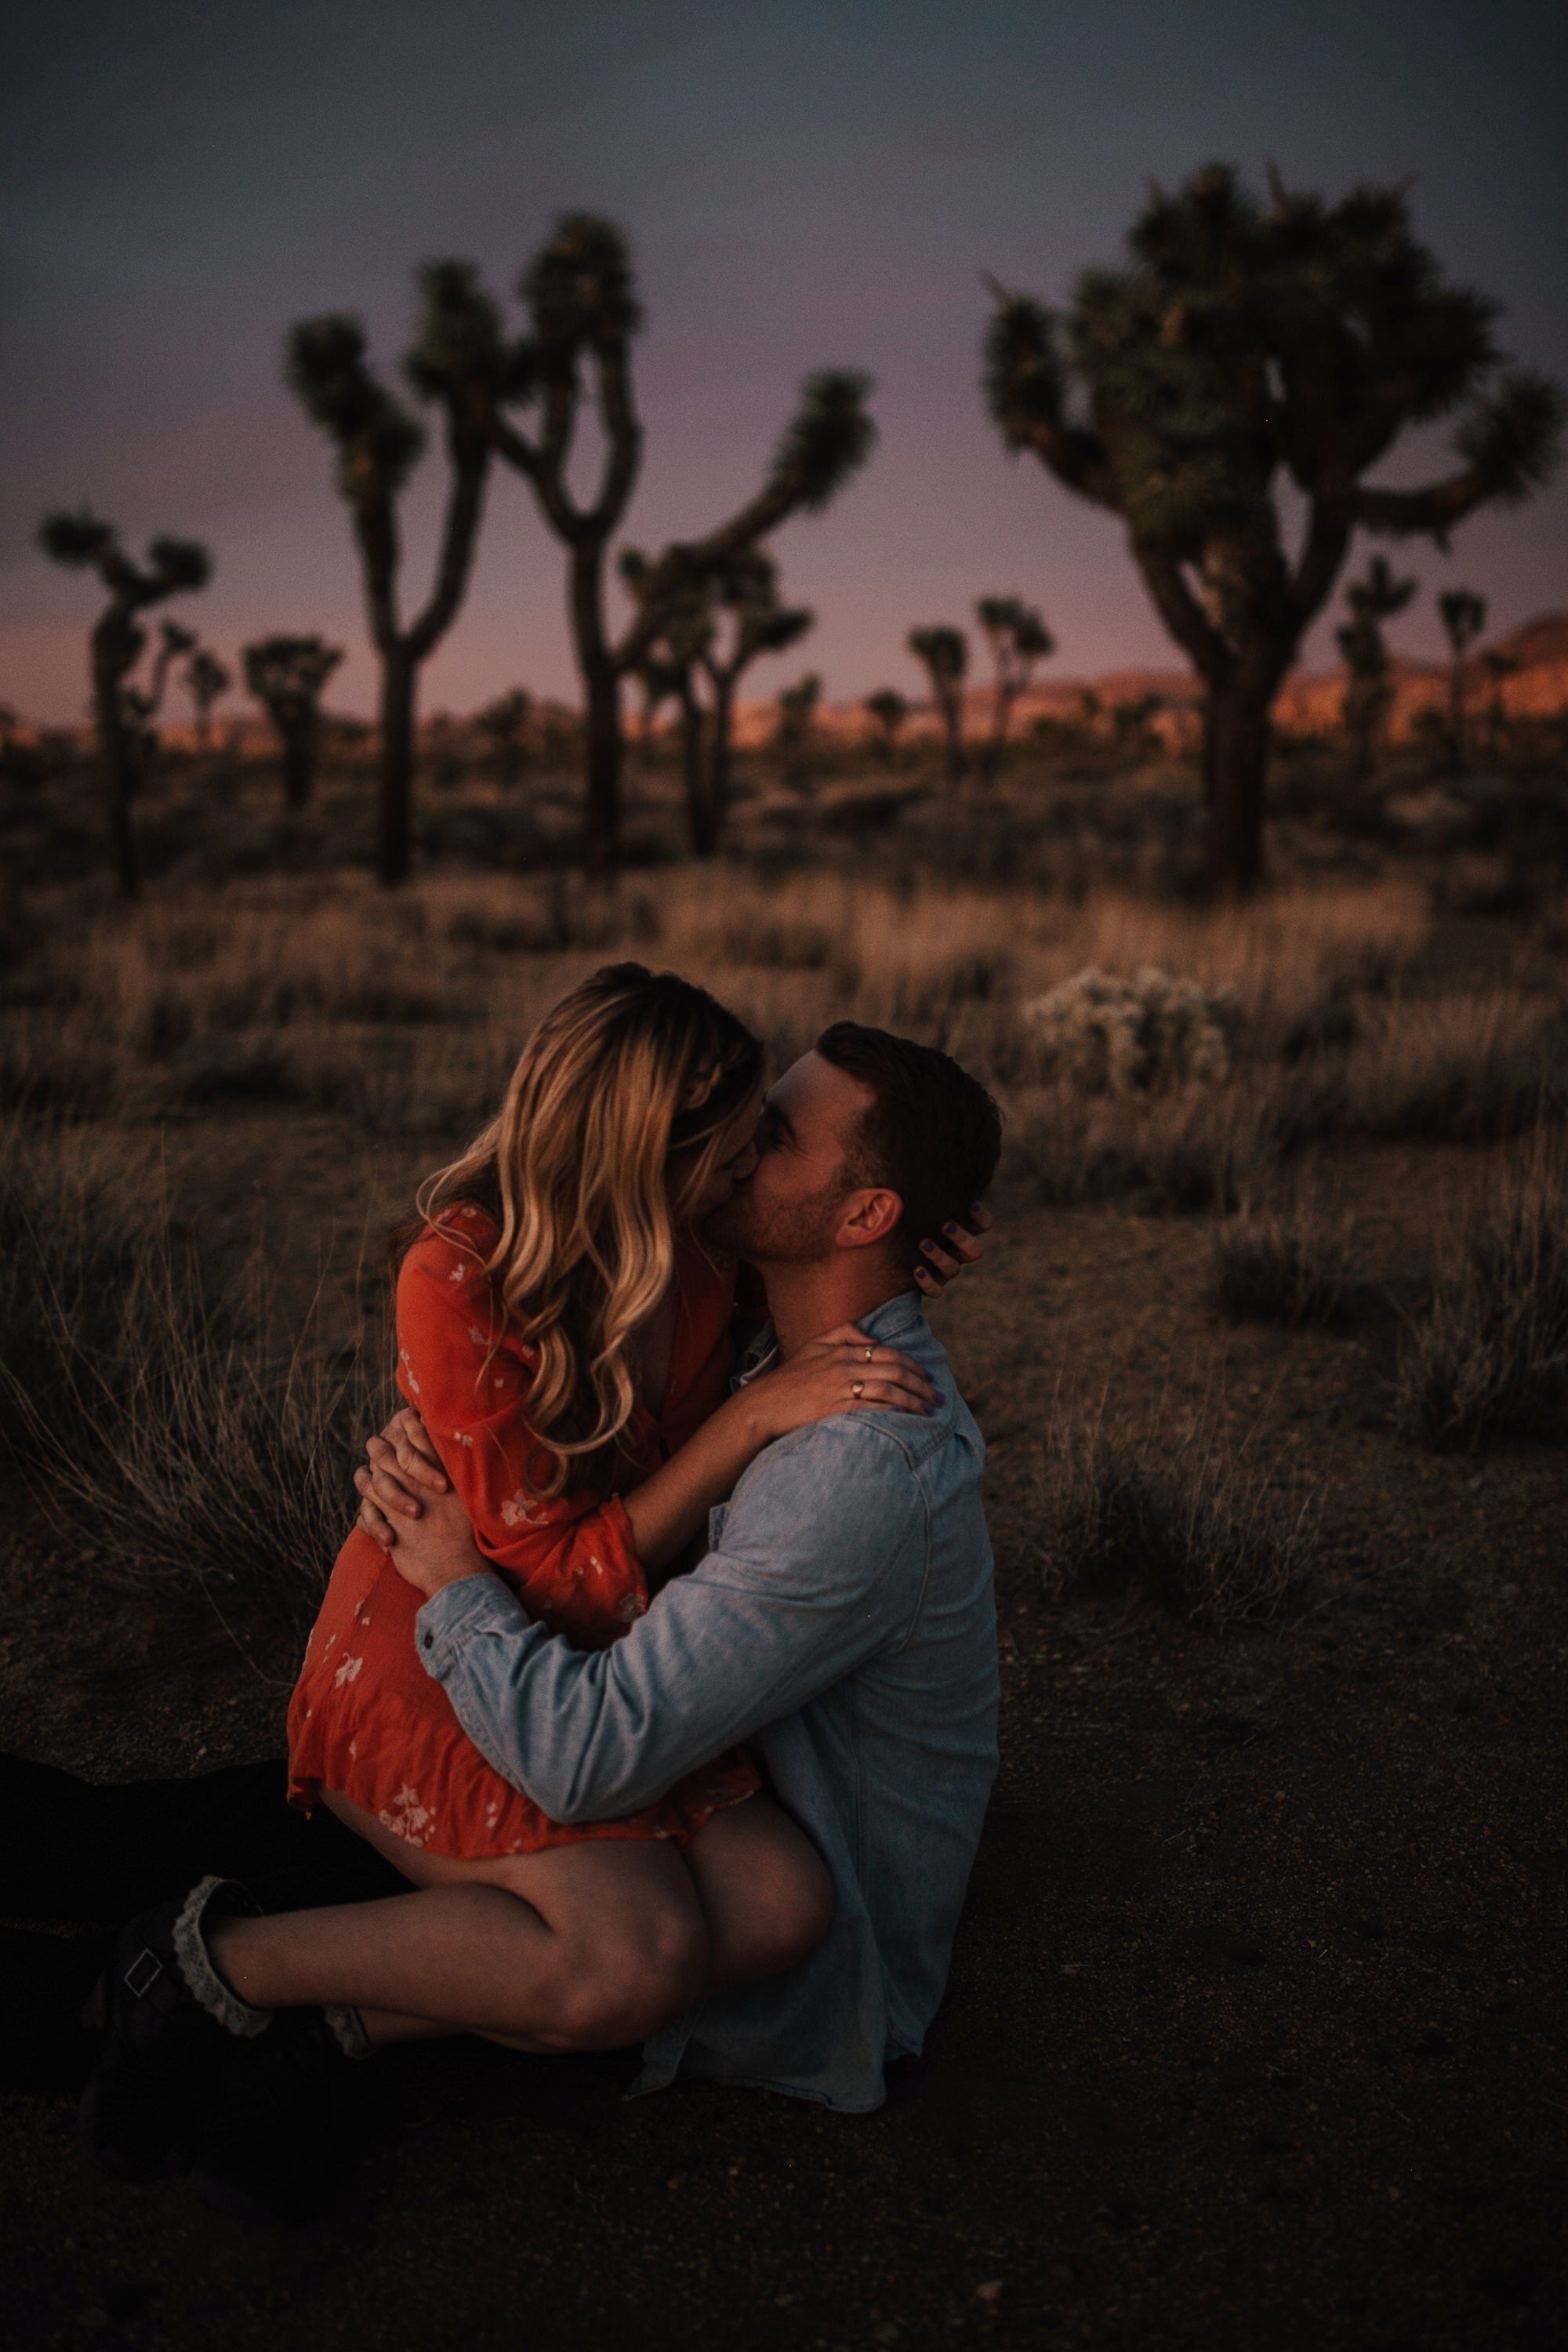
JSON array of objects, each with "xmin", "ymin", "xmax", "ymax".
[
  {"xmin": 242, "ymin": 633, "xmax": 344, "ymax": 811},
  {"xmin": 695, "ymin": 552, "xmax": 813, "ymax": 851},
  {"xmin": 1335, "ymin": 556, "xmax": 1417, "ymax": 784},
  {"xmin": 621, "ymin": 546, "xmax": 812, "ymax": 855},
  {"xmin": 1436, "ymin": 588, "xmax": 1487, "ymax": 771},
  {"xmin": 908, "ymin": 625, "xmax": 969, "ymax": 785},
  {"xmin": 619, "ymin": 550, "xmax": 713, "ymax": 849},
  {"xmin": 286, "ymin": 261, "xmax": 510, "ymax": 884},
  {"xmin": 474, "ymin": 688, "xmax": 533, "ymax": 786},
  {"xmin": 984, "ymin": 164, "xmax": 1565, "ymax": 891},
  {"xmin": 975, "ymin": 596, "xmax": 1054, "ymax": 780},
  {"xmin": 184, "ymin": 647, "xmax": 232, "ymax": 752},
  {"xmin": 36, "ymin": 510, "xmax": 211, "ymax": 895},
  {"xmin": 482, "ymin": 214, "xmax": 874, "ymax": 869},
  {"xmin": 630, "ymin": 659, "xmax": 677, "ymax": 764},
  {"xmin": 123, "ymin": 619, "xmax": 198, "ymax": 786},
  {"xmin": 1110, "ymin": 691, "xmax": 1167, "ymax": 763},
  {"xmin": 864, "ymin": 688, "xmax": 909, "ymax": 759},
  {"xmin": 775, "ymin": 674, "xmax": 822, "ymax": 793},
  {"xmin": 1479, "ymin": 647, "xmax": 1520, "ymax": 760}
]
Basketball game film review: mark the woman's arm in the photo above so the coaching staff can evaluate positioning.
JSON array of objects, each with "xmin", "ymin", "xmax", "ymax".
[
  {"xmin": 620, "ymin": 1324, "xmax": 935, "ymax": 1573},
  {"xmin": 361, "ymin": 1321, "xmax": 937, "ymax": 1581}
]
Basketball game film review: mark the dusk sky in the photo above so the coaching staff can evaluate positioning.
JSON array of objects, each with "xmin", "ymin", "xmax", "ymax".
[{"xmin": 4, "ymin": 0, "xmax": 1565, "ymax": 726}]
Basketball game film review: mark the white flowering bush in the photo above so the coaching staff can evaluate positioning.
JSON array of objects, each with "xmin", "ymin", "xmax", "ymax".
[{"xmin": 1022, "ymin": 967, "xmax": 1234, "ymax": 1094}]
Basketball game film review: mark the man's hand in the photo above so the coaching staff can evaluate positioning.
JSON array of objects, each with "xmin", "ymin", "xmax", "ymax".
[
  {"xmin": 912, "ymin": 1202, "xmax": 993, "ymax": 1298},
  {"xmin": 354, "ymin": 1409, "xmax": 488, "ymax": 1601}
]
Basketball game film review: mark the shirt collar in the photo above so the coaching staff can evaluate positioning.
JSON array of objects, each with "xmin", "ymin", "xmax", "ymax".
[{"xmin": 737, "ymin": 1288, "xmax": 925, "ymax": 1385}]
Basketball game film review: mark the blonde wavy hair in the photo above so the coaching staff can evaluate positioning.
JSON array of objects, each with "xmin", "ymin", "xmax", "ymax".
[{"xmin": 412, "ymin": 963, "xmax": 764, "ymax": 1496}]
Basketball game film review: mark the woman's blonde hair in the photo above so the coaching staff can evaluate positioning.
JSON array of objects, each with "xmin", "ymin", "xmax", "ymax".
[{"xmin": 414, "ymin": 963, "xmax": 763, "ymax": 1496}]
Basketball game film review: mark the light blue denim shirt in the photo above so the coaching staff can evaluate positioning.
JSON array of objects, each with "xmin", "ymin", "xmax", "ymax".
[{"xmin": 416, "ymin": 1290, "xmax": 1000, "ymax": 2113}]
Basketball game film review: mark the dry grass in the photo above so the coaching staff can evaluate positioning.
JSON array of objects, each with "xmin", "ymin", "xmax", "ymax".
[
  {"xmin": 1033, "ymin": 1399, "xmax": 1319, "ymax": 1632},
  {"xmin": 1209, "ymin": 1193, "xmax": 1356, "ymax": 1327},
  {"xmin": 0, "ymin": 1115, "xmax": 392, "ymax": 1655},
  {"xmin": 1394, "ymin": 1130, "xmax": 1568, "ymax": 1450},
  {"xmin": 0, "ymin": 1117, "xmax": 165, "ymax": 1460},
  {"xmin": 2, "ymin": 852, "xmax": 1565, "ymax": 1639}
]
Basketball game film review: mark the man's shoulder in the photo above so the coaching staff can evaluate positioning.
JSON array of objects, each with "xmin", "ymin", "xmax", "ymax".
[{"xmin": 735, "ymin": 1400, "xmax": 942, "ymax": 1520}]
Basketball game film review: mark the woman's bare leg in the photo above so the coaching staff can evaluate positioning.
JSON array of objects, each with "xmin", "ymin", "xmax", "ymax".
[
  {"xmin": 205, "ymin": 1788, "xmax": 830, "ymax": 2050},
  {"xmin": 205, "ymin": 1810, "xmax": 709, "ymax": 2053},
  {"xmin": 314, "ymin": 1784, "xmax": 830, "ymax": 1991}
]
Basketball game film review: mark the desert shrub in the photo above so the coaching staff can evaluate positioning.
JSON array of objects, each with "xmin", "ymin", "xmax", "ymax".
[
  {"xmin": 1394, "ymin": 1136, "xmax": 1568, "ymax": 1449},
  {"xmin": 1022, "ymin": 967, "xmax": 1233, "ymax": 1093},
  {"xmin": 1210, "ymin": 1196, "xmax": 1354, "ymax": 1326},
  {"xmin": 1033, "ymin": 1406, "xmax": 1316, "ymax": 1631}
]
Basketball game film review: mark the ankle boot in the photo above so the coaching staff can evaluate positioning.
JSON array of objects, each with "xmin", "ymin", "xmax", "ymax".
[{"xmin": 78, "ymin": 1875, "xmax": 270, "ymax": 2180}]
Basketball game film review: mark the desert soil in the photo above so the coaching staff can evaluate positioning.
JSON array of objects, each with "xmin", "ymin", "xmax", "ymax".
[{"xmin": 3, "ymin": 1123, "xmax": 1566, "ymax": 2352}]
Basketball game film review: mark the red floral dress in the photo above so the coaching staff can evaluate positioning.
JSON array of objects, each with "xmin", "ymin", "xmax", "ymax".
[{"xmin": 286, "ymin": 1205, "xmax": 760, "ymax": 1858}]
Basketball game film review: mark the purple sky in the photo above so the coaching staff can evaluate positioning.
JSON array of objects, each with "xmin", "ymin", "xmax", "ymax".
[{"xmin": 3, "ymin": 0, "xmax": 1565, "ymax": 726}]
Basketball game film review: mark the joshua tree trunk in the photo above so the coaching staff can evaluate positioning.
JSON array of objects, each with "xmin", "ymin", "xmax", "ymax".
[
  {"xmin": 93, "ymin": 617, "xmax": 142, "ymax": 900},
  {"xmin": 1447, "ymin": 662, "xmax": 1466, "ymax": 774},
  {"xmin": 677, "ymin": 675, "xmax": 716, "ymax": 857},
  {"xmin": 705, "ymin": 671, "xmax": 737, "ymax": 853},
  {"xmin": 572, "ymin": 540, "xmax": 622, "ymax": 874},
  {"xmin": 1202, "ymin": 680, "xmax": 1274, "ymax": 896},
  {"xmin": 938, "ymin": 692, "xmax": 965, "ymax": 787},
  {"xmin": 282, "ymin": 720, "xmax": 317, "ymax": 811},
  {"xmin": 378, "ymin": 646, "xmax": 417, "ymax": 887},
  {"xmin": 981, "ymin": 685, "xmax": 1016, "ymax": 786}
]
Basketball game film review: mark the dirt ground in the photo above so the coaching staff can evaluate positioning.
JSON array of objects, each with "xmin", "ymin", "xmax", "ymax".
[{"xmin": 4, "ymin": 1114, "xmax": 1566, "ymax": 2352}]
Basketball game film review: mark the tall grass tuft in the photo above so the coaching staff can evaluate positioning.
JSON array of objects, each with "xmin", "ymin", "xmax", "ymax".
[
  {"xmin": 0, "ymin": 1118, "xmax": 160, "ymax": 1461},
  {"xmin": 1209, "ymin": 1195, "xmax": 1355, "ymax": 1327},
  {"xmin": 1394, "ymin": 1132, "xmax": 1568, "ymax": 1450},
  {"xmin": 1034, "ymin": 1403, "xmax": 1319, "ymax": 1631},
  {"xmin": 1, "ymin": 1123, "xmax": 393, "ymax": 1658}
]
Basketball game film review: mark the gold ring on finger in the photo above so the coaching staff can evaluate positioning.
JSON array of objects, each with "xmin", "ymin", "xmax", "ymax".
[
  {"xmin": 851, "ymin": 1380, "xmax": 865, "ymax": 1399},
  {"xmin": 864, "ymin": 1345, "xmax": 874, "ymax": 1360}
]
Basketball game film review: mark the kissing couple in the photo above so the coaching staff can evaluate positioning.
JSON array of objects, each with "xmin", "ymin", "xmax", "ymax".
[{"xmin": 11, "ymin": 960, "xmax": 1002, "ymax": 2220}]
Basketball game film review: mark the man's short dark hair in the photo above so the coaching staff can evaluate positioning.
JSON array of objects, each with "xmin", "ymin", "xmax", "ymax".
[{"xmin": 815, "ymin": 1022, "xmax": 1003, "ymax": 1275}]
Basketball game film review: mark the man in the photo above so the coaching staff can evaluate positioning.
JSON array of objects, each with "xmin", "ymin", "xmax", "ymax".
[{"xmin": 51, "ymin": 1022, "xmax": 1000, "ymax": 2198}]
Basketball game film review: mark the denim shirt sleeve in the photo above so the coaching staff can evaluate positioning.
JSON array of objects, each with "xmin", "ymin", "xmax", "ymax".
[{"xmin": 414, "ymin": 1415, "xmax": 925, "ymax": 1824}]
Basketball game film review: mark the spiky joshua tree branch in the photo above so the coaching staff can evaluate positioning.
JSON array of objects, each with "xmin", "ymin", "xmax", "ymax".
[{"xmin": 983, "ymin": 163, "xmax": 1565, "ymax": 890}]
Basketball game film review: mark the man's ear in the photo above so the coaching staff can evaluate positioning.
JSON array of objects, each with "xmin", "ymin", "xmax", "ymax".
[{"xmin": 833, "ymin": 1188, "xmax": 902, "ymax": 1254}]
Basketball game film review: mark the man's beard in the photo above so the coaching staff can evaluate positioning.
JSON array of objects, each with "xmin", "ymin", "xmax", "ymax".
[{"xmin": 703, "ymin": 1174, "xmax": 846, "ymax": 1265}]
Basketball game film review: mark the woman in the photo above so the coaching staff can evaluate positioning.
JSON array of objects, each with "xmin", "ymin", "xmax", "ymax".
[{"xmin": 279, "ymin": 961, "xmax": 944, "ymax": 2047}]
